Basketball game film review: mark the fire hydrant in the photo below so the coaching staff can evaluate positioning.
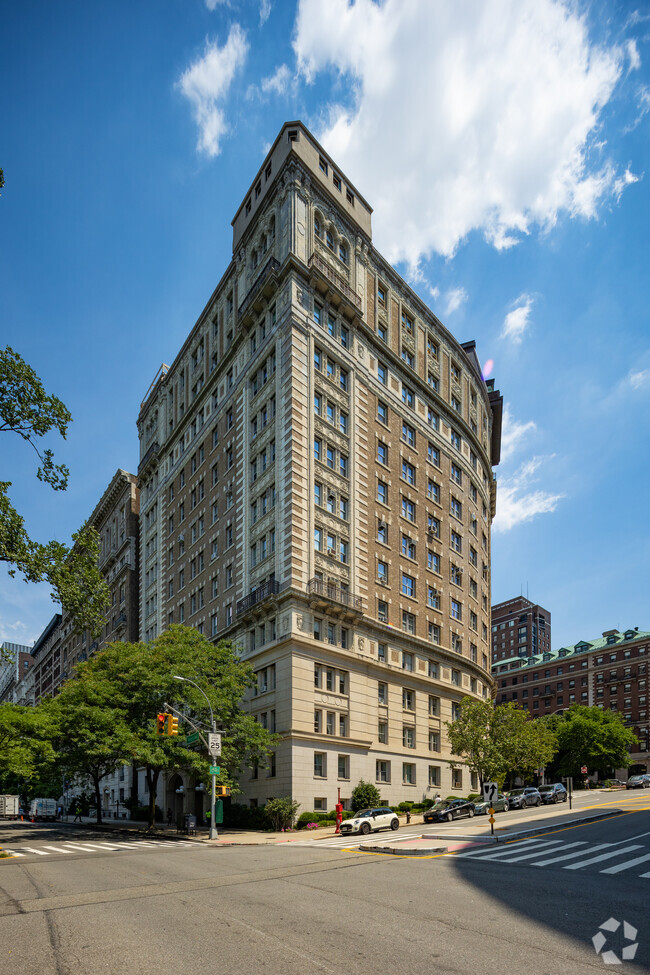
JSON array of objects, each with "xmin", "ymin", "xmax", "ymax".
[{"xmin": 335, "ymin": 801, "xmax": 343, "ymax": 834}]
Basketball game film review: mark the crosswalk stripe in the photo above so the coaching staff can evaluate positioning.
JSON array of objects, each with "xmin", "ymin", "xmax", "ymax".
[
  {"xmin": 5, "ymin": 851, "xmax": 25, "ymax": 857},
  {"xmin": 20, "ymin": 847, "xmax": 49, "ymax": 855},
  {"xmin": 502, "ymin": 842, "xmax": 590, "ymax": 864},
  {"xmin": 41, "ymin": 846, "xmax": 75, "ymax": 854},
  {"xmin": 563, "ymin": 845, "xmax": 643, "ymax": 870},
  {"xmin": 477, "ymin": 840, "xmax": 567, "ymax": 862},
  {"xmin": 454, "ymin": 839, "xmax": 562, "ymax": 860},
  {"xmin": 600, "ymin": 853, "xmax": 650, "ymax": 875},
  {"xmin": 530, "ymin": 843, "xmax": 610, "ymax": 866},
  {"xmin": 62, "ymin": 843, "xmax": 113, "ymax": 852}
]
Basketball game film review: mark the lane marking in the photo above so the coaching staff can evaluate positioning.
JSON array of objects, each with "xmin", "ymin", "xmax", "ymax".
[
  {"xmin": 531, "ymin": 843, "xmax": 611, "ymax": 866},
  {"xmin": 563, "ymin": 845, "xmax": 643, "ymax": 870},
  {"xmin": 601, "ymin": 853, "xmax": 650, "ymax": 875},
  {"xmin": 454, "ymin": 839, "xmax": 563, "ymax": 861},
  {"xmin": 41, "ymin": 846, "xmax": 75, "ymax": 854},
  {"xmin": 20, "ymin": 847, "xmax": 49, "ymax": 855}
]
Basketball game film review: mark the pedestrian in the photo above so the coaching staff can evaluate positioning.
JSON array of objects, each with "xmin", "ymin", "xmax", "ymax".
[
  {"xmin": 167, "ymin": 807, "xmax": 173, "ymax": 827},
  {"xmin": 406, "ymin": 809, "xmax": 411, "ymax": 824},
  {"xmin": 73, "ymin": 803, "xmax": 82, "ymax": 823},
  {"xmin": 57, "ymin": 805, "xmax": 62, "ymax": 820}
]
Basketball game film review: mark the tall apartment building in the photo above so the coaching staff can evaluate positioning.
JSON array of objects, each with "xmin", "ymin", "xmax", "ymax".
[
  {"xmin": 137, "ymin": 121, "xmax": 503, "ymax": 812},
  {"xmin": 491, "ymin": 596, "xmax": 551, "ymax": 666},
  {"xmin": 0, "ymin": 642, "xmax": 33, "ymax": 704},
  {"xmin": 494, "ymin": 627, "xmax": 650, "ymax": 774}
]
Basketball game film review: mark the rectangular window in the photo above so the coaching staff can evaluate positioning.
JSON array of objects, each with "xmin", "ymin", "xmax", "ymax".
[
  {"xmin": 378, "ymin": 599, "xmax": 388, "ymax": 623},
  {"xmin": 403, "ymin": 727, "xmax": 415, "ymax": 749},
  {"xmin": 314, "ymin": 753, "xmax": 326, "ymax": 777},
  {"xmin": 378, "ymin": 721, "xmax": 388, "ymax": 744},
  {"xmin": 428, "ymin": 765, "xmax": 441, "ymax": 787},
  {"xmin": 378, "ymin": 681, "xmax": 388, "ymax": 704},
  {"xmin": 376, "ymin": 760, "xmax": 390, "ymax": 783},
  {"xmin": 429, "ymin": 731, "xmax": 440, "ymax": 752},
  {"xmin": 402, "ymin": 611, "xmax": 416, "ymax": 634},
  {"xmin": 377, "ymin": 400, "xmax": 388, "ymax": 424},
  {"xmin": 401, "ymin": 573, "xmax": 415, "ymax": 598},
  {"xmin": 427, "ymin": 550, "xmax": 441, "ymax": 573},
  {"xmin": 377, "ymin": 480, "xmax": 388, "ymax": 504}
]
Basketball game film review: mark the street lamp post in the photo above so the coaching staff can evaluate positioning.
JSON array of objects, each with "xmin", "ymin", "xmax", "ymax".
[{"xmin": 172, "ymin": 676, "xmax": 219, "ymax": 840}]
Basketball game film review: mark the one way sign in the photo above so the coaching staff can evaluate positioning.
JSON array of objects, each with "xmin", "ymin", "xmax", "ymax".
[{"xmin": 482, "ymin": 782, "xmax": 498, "ymax": 805}]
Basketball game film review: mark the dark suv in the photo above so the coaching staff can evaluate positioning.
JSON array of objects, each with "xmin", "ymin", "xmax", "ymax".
[
  {"xmin": 538, "ymin": 783, "xmax": 568, "ymax": 804},
  {"xmin": 506, "ymin": 787, "xmax": 542, "ymax": 809}
]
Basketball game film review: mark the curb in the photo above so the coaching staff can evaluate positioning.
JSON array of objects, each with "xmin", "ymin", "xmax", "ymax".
[{"xmin": 358, "ymin": 843, "xmax": 449, "ymax": 856}]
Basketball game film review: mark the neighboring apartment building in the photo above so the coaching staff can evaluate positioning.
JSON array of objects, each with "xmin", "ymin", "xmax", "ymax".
[
  {"xmin": 0, "ymin": 642, "xmax": 33, "ymax": 704},
  {"xmin": 491, "ymin": 596, "xmax": 551, "ymax": 665},
  {"xmin": 494, "ymin": 627, "xmax": 650, "ymax": 773},
  {"xmin": 137, "ymin": 120, "xmax": 503, "ymax": 813}
]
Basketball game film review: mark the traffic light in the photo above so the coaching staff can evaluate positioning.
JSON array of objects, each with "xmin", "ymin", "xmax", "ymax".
[
  {"xmin": 166, "ymin": 714, "xmax": 179, "ymax": 736},
  {"xmin": 157, "ymin": 713, "xmax": 166, "ymax": 735},
  {"xmin": 215, "ymin": 786, "xmax": 231, "ymax": 797}
]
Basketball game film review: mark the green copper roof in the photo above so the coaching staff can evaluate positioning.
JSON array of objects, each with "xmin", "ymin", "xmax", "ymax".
[{"xmin": 494, "ymin": 628, "xmax": 650, "ymax": 672}]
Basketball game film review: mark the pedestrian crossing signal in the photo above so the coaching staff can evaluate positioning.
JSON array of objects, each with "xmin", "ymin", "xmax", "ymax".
[
  {"xmin": 166, "ymin": 714, "xmax": 179, "ymax": 736},
  {"xmin": 215, "ymin": 786, "xmax": 231, "ymax": 797}
]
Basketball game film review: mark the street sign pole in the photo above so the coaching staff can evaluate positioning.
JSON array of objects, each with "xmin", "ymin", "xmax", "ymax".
[
  {"xmin": 209, "ymin": 719, "xmax": 218, "ymax": 840},
  {"xmin": 482, "ymin": 782, "xmax": 498, "ymax": 837}
]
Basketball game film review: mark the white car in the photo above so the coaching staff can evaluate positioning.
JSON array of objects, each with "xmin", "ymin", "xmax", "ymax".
[{"xmin": 339, "ymin": 806, "xmax": 399, "ymax": 835}]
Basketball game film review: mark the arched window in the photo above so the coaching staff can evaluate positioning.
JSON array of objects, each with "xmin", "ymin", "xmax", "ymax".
[
  {"xmin": 326, "ymin": 228, "xmax": 334, "ymax": 251},
  {"xmin": 339, "ymin": 242, "xmax": 348, "ymax": 264},
  {"xmin": 270, "ymin": 215, "xmax": 276, "ymax": 239},
  {"xmin": 314, "ymin": 216, "xmax": 322, "ymax": 239}
]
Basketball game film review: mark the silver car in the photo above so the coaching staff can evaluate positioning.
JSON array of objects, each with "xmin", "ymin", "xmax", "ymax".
[{"xmin": 506, "ymin": 787, "xmax": 542, "ymax": 809}]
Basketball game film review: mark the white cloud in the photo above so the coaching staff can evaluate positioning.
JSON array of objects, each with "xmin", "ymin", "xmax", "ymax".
[
  {"xmin": 493, "ymin": 456, "xmax": 564, "ymax": 533},
  {"xmin": 627, "ymin": 368, "xmax": 650, "ymax": 390},
  {"xmin": 502, "ymin": 294, "xmax": 534, "ymax": 344},
  {"xmin": 259, "ymin": 0, "xmax": 272, "ymax": 25},
  {"xmin": 444, "ymin": 287, "xmax": 468, "ymax": 315},
  {"xmin": 613, "ymin": 166, "xmax": 640, "ymax": 202},
  {"xmin": 293, "ymin": 0, "xmax": 627, "ymax": 265},
  {"xmin": 500, "ymin": 405, "xmax": 537, "ymax": 463},
  {"xmin": 626, "ymin": 39, "xmax": 641, "ymax": 71},
  {"xmin": 205, "ymin": 0, "xmax": 228, "ymax": 9},
  {"xmin": 177, "ymin": 25, "xmax": 249, "ymax": 157},
  {"xmin": 261, "ymin": 63, "xmax": 291, "ymax": 96}
]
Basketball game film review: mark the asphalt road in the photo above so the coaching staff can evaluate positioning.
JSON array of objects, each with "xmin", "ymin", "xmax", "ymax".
[{"xmin": 1, "ymin": 800, "xmax": 649, "ymax": 975}]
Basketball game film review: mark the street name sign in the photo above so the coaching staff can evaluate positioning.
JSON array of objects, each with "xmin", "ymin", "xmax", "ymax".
[{"xmin": 186, "ymin": 731, "xmax": 200, "ymax": 745}]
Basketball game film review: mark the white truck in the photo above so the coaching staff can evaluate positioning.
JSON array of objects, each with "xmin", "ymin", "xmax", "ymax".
[
  {"xmin": 0, "ymin": 795, "xmax": 20, "ymax": 819},
  {"xmin": 29, "ymin": 798, "xmax": 57, "ymax": 821}
]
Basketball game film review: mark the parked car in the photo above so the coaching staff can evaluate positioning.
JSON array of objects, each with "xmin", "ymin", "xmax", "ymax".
[
  {"xmin": 473, "ymin": 794, "xmax": 509, "ymax": 815},
  {"xmin": 423, "ymin": 799, "xmax": 476, "ymax": 823},
  {"xmin": 339, "ymin": 807, "xmax": 399, "ymax": 835},
  {"xmin": 626, "ymin": 775, "xmax": 650, "ymax": 790},
  {"xmin": 505, "ymin": 787, "xmax": 542, "ymax": 809},
  {"xmin": 538, "ymin": 783, "xmax": 568, "ymax": 804}
]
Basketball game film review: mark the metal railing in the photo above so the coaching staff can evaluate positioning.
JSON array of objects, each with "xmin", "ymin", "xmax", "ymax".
[
  {"xmin": 307, "ymin": 578, "xmax": 362, "ymax": 612},
  {"xmin": 238, "ymin": 257, "xmax": 280, "ymax": 319},
  {"xmin": 308, "ymin": 253, "xmax": 362, "ymax": 311},
  {"xmin": 236, "ymin": 579, "xmax": 281, "ymax": 616}
]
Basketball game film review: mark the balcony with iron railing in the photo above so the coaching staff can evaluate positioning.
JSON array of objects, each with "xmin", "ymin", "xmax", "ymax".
[
  {"xmin": 307, "ymin": 578, "xmax": 362, "ymax": 614},
  {"xmin": 236, "ymin": 579, "xmax": 281, "ymax": 617},
  {"xmin": 308, "ymin": 252, "xmax": 362, "ymax": 313}
]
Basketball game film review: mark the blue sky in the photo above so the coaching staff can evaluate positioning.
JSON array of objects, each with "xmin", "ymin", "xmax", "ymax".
[{"xmin": 1, "ymin": 0, "xmax": 649, "ymax": 649}]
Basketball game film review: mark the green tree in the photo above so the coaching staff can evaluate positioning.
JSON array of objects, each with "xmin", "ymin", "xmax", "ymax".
[
  {"xmin": 264, "ymin": 797, "xmax": 300, "ymax": 831},
  {"xmin": 545, "ymin": 705, "xmax": 638, "ymax": 780},
  {"xmin": 74, "ymin": 626, "xmax": 276, "ymax": 829},
  {"xmin": 351, "ymin": 779, "xmax": 381, "ymax": 811},
  {"xmin": 0, "ymin": 346, "xmax": 109, "ymax": 637},
  {"xmin": 43, "ymin": 682, "xmax": 134, "ymax": 825},
  {"xmin": 0, "ymin": 702, "xmax": 56, "ymax": 782},
  {"xmin": 445, "ymin": 698, "xmax": 558, "ymax": 788}
]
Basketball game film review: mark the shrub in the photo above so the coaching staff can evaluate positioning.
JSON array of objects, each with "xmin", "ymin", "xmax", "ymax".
[
  {"xmin": 351, "ymin": 779, "xmax": 381, "ymax": 812},
  {"xmin": 263, "ymin": 797, "xmax": 300, "ymax": 831}
]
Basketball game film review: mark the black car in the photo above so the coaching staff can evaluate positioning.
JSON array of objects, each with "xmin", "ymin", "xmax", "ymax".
[
  {"xmin": 423, "ymin": 799, "xmax": 475, "ymax": 823},
  {"xmin": 506, "ymin": 787, "xmax": 542, "ymax": 809},
  {"xmin": 538, "ymin": 783, "xmax": 568, "ymax": 804}
]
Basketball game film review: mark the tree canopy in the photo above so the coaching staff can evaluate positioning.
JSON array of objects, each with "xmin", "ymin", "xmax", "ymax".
[
  {"xmin": 544, "ymin": 705, "xmax": 638, "ymax": 779},
  {"xmin": 65, "ymin": 627, "xmax": 276, "ymax": 827},
  {"xmin": 445, "ymin": 697, "xmax": 558, "ymax": 787},
  {"xmin": 0, "ymin": 345, "xmax": 109, "ymax": 637}
]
